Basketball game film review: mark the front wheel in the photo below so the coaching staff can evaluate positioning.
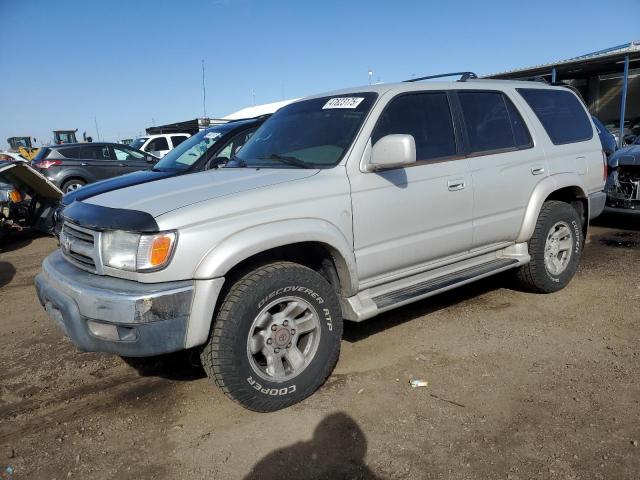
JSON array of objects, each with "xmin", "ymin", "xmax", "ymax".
[
  {"xmin": 200, "ymin": 261, "xmax": 343, "ymax": 411},
  {"xmin": 515, "ymin": 200, "xmax": 583, "ymax": 293}
]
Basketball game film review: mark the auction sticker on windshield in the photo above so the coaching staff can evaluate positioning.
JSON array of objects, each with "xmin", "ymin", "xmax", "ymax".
[{"xmin": 322, "ymin": 97, "xmax": 364, "ymax": 109}]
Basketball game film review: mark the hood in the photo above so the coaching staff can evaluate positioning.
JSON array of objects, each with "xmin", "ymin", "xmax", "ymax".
[
  {"xmin": 608, "ymin": 145, "xmax": 640, "ymax": 168},
  {"xmin": 0, "ymin": 161, "xmax": 62, "ymax": 201},
  {"xmin": 62, "ymin": 169, "xmax": 179, "ymax": 206},
  {"xmin": 84, "ymin": 168, "xmax": 320, "ymax": 218}
]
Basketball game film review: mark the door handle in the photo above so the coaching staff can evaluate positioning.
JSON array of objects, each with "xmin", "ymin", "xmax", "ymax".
[
  {"xmin": 81, "ymin": 162, "xmax": 89, "ymax": 166},
  {"xmin": 447, "ymin": 180, "xmax": 466, "ymax": 191},
  {"xmin": 118, "ymin": 163, "xmax": 128, "ymax": 167},
  {"xmin": 531, "ymin": 167, "xmax": 545, "ymax": 175}
]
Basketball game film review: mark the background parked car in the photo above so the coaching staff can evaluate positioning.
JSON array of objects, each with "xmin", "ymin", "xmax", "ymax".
[
  {"xmin": 129, "ymin": 133, "xmax": 190, "ymax": 158},
  {"xmin": 60, "ymin": 116, "xmax": 267, "ymax": 207},
  {"xmin": 31, "ymin": 143, "xmax": 157, "ymax": 193},
  {"xmin": 605, "ymin": 134, "xmax": 640, "ymax": 214}
]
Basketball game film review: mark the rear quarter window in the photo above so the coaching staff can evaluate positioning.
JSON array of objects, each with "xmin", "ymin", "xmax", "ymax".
[{"xmin": 517, "ymin": 88, "xmax": 593, "ymax": 145}]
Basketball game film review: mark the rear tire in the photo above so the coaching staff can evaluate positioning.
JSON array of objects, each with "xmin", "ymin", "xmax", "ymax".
[
  {"xmin": 200, "ymin": 261, "xmax": 343, "ymax": 411},
  {"xmin": 515, "ymin": 200, "xmax": 583, "ymax": 293},
  {"xmin": 61, "ymin": 179, "xmax": 86, "ymax": 193}
]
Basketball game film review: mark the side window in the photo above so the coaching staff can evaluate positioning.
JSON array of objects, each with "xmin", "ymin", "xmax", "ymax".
[
  {"xmin": 458, "ymin": 91, "xmax": 531, "ymax": 154},
  {"xmin": 79, "ymin": 146, "xmax": 110, "ymax": 160},
  {"xmin": 516, "ymin": 88, "xmax": 592, "ymax": 145},
  {"xmin": 171, "ymin": 135, "xmax": 188, "ymax": 148},
  {"xmin": 57, "ymin": 147, "xmax": 80, "ymax": 159},
  {"xmin": 146, "ymin": 137, "xmax": 169, "ymax": 152},
  {"xmin": 372, "ymin": 92, "xmax": 456, "ymax": 161},
  {"xmin": 113, "ymin": 146, "xmax": 145, "ymax": 161},
  {"xmin": 216, "ymin": 129, "xmax": 257, "ymax": 160}
]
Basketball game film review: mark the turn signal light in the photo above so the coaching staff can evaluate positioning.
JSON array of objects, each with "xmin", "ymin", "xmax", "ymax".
[
  {"xmin": 150, "ymin": 236, "xmax": 172, "ymax": 266},
  {"xmin": 8, "ymin": 190, "xmax": 22, "ymax": 203}
]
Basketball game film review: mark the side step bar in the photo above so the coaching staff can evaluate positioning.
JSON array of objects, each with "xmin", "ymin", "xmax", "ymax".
[{"xmin": 372, "ymin": 258, "xmax": 519, "ymax": 310}]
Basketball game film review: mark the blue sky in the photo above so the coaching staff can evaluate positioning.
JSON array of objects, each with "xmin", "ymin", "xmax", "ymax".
[{"xmin": 1, "ymin": 0, "xmax": 638, "ymax": 146}]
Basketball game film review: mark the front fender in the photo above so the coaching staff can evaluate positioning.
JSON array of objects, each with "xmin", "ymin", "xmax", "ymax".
[
  {"xmin": 194, "ymin": 218, "xmax": 358, "ymax": 296},
  {"xmin": 516, "ymin": 173, "xmax": 587, "ymax": 243}
]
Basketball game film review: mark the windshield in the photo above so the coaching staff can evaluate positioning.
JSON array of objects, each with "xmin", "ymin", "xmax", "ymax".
[
  {"xmin": 130, "ymin": 138, "xmax": 148, "ymax": 150},
  {"xmin": 152, "ymin": 127, "xmax": 228, "ymax": 171},
  {"xmin": 229, "ymin": 93, "xmax": 377, "ymax": 169}
]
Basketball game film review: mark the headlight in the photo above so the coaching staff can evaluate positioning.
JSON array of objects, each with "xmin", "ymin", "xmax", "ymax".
[{"xmin": 101, "ymin": 230, "xmax": 177, "ymax": 272}]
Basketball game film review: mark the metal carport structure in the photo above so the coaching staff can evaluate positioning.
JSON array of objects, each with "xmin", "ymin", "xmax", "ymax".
[{"xmin": 487, "ymin": 41, "xmax": 640, "ymax": 147}]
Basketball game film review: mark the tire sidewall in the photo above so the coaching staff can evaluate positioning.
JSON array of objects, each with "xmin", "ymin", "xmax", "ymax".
[
  {"xmin": 534, "ymin": 204, "xmax": 582, "ymax": 290},
  {"xmin": 223, "ymin": 266, "xmax": 342, "ymax": 405}
]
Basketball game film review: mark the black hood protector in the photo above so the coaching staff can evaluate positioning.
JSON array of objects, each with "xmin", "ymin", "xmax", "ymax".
[{"xmin": 63, "ymin": 201, "xmax": 159, "ymax": 233}]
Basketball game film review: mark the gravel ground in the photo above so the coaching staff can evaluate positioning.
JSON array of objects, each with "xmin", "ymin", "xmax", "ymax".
[{"xmin": 0, "ymin": 214, "xmax": 639, "ymax": 480}]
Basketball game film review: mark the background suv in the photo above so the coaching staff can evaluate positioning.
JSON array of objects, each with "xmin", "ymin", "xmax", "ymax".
[
  {"xmin": 32, "ymin": 143, "xmax": 157, "ymax": 192},
  {"xmin": 129, "ymin": 133, "xmax": 190, "ymax": 158}
]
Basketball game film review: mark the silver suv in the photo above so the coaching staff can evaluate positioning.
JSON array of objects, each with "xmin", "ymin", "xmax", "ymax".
[{"xmin": 36, "ymin": 77, "xmax": 606, "ymax": 411}]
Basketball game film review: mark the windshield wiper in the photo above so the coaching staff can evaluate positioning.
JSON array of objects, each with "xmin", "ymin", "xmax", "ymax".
[{"xmin": 257, "ymin": 153, "xmax": 311, "ymax": 169}]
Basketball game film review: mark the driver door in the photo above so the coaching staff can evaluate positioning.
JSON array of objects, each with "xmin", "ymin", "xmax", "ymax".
[{"xmin": 349, "ymin": 91, "xmax": 473, "ymax": 285}]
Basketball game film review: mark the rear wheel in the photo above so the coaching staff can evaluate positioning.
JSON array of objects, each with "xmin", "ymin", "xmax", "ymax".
[
  {"xmin": 515, "ymin": 200, "xmax": 583, "ymax": 293},
  {"xmin": 200, "ymin": 261, "xmax": 343, "ymax": 411},
  {"xmin": 61, "ymin": 179, "xmax": 86, "ymax": 193}
]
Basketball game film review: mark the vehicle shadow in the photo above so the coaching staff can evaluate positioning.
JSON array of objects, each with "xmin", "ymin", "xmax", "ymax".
[
  {"xmin": 244, "ymin": 411, "xmax": 382, "ymax": 480},
  {"xmin": 343, "ymin": 273, "xmax": 506, "ymax": 343},
  {"xmin": 121, "ymin": 349, "xmax": 206, "ymax": 381},
  {"xmin": 0, "ymin": 261, "xmax": 16, "ymax": 288},
  {"xmin": 591, "ymin": 212, "xmax": 640, "ymax": 231},
  {"xmin": 0, "ymin": 229, "xmax": 47, "ymax": 254}
]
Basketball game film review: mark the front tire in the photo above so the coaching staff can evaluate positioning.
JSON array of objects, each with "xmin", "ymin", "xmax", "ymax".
[
  {"xmin": 200, "ymin": 261, "xmax": 343, "ymax": 411},
  {"xmin": 515, "ymin": 200, "xmax": 583, "ymax": 293}
]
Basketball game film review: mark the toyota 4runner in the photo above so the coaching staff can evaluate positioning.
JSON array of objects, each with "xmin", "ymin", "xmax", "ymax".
[{"xmin": 36, "ymin": 75, "xmax": 606, "ymax": 411}]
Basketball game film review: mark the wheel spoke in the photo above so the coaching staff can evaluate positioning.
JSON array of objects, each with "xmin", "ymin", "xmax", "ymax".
[
  {"xmin": 557, "ymin": 238, "xmax": 572, "ymax": 251},
  {"xmin": 255, "ymin": 311, "xmax": 273, "ymax": 329},
  {"xmin": 266, "ymin": 353, "xmax": 286, "ymax": 378},
  {"xmin": 282, "ymin": 301, "xmax": 307, "ymax": 319},
  {"xmin": 294, "ymin": 312, "xmax": 316, "ymax": 334},
  {"xmin": 248, "ymin": 333, "xmax": 264, "ymax": 354},
  {"xmin": 285, "ymin": 346, "xmax": 305, "ymax": 371}
]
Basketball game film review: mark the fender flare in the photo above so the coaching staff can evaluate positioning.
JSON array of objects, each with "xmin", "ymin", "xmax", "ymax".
[
  {"xmin": 516, "ymin": 173, "xmax": 588, "ymax": 243},
  {"xmin": 59, "ymin": 170, "xmax": 91, "ymax": 187},
  {"xmin": 194, "ymin": 218, "xmax": 359, "ymax": 296}
]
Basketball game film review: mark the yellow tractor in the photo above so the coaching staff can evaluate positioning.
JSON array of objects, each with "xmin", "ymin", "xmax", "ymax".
[{"xmin": 6, "ymin": 137, "xmax": 39, "ymax": 161}]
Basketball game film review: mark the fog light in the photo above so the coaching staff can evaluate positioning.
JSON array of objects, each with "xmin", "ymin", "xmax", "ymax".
[{"xmin": 87, "ymin": 320, "xmax": 119, "ymax": 341}]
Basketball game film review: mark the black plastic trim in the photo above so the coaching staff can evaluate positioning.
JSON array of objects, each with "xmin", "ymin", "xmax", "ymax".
[
  {"xmin": 63, "ymin": 201, "xmax": 159, "ymax": 233},
  {"xmin": 373, "ymin": 258, "xmax": 519, "ymax": 309}
]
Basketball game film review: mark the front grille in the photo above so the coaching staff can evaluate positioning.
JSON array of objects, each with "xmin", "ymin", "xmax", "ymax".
[{"xmin": 60, "ymin": 222, "xmax": 100, "ymax": 273}]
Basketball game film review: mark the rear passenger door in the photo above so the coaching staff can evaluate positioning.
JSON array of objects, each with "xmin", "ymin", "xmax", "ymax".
[
  {"xmin": 455, "ymin": 90, "xmax": 543, "ymax": 249},
  {"xmin": 350, "ymin": 91, "xmax": 473, "ymax": 284}
]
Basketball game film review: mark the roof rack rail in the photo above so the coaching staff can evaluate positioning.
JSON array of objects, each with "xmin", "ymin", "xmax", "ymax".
[{"xmin": 404, "ymin": 71, "xmax": 478, "ymax": 83}]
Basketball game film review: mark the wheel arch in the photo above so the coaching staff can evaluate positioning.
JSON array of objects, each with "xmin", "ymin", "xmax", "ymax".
[
  {"xmin": 194, "ymin": 219, "xmax": 359, "ymax": 297},
  {"xmin": 517, "ymin": 174, "xmax": 589, "ymax": 243}
]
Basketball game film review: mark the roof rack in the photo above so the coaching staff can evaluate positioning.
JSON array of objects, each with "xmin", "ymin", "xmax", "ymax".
[{"xmin": 404, "ymin": 71, "xmax": 478, "ymax": 83}]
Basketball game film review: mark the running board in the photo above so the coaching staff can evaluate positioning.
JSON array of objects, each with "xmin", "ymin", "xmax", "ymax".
[{"xmin": 372, "ymin": 258, "xmax": 519, "ymax": 310}]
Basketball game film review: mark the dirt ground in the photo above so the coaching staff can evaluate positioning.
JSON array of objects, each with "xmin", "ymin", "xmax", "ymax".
[{"xmin": 0, "ymin": 214, "xmax": 639, "ymax": 480}]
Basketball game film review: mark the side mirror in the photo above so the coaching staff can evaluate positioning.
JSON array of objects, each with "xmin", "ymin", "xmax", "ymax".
[
  {"xmin": 145, "ymin": 154, "xmax": 156, "ymax": 163},
  {"xmin": 368, "ymin": 134, "xmax": 416, "ymax": 171},
  {"xmin": 206, "ymin": 156, "xmax": 229, "ymax": 170}
]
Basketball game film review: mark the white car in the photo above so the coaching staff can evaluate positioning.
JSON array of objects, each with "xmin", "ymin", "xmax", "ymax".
[{"xmin": 129, "ymin": 133, "xmax": 190, "ymax": 158}]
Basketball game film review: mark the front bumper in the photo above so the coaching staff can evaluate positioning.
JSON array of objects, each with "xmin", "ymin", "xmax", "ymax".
[{"xmin": 35, "ymin": 250, "xmax": 222, "ymax": 356}]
